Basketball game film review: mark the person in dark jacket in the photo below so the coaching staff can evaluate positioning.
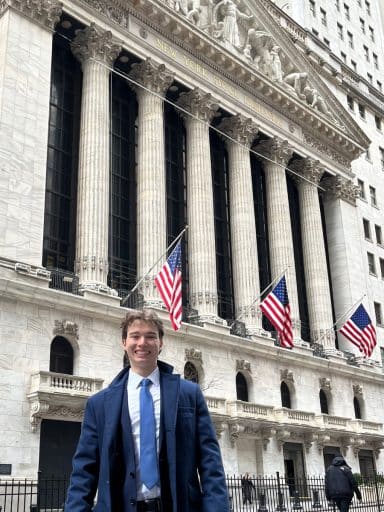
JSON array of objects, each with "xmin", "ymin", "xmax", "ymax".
[
  {"xmin": 325, "ymin": 456, "xmax": 362, "ymax": 512},
  {"xmin": 241, "ymin": 473, "xmax": 255, "ymax": 505}
]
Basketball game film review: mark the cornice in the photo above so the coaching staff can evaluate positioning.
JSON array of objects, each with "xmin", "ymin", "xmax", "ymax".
[{"xmin": 67, "ymin": 0, "xmax": 367, "ymax": 165}]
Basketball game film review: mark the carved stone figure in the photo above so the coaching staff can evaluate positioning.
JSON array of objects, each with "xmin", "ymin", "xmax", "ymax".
[
  {"xmin": 176, "ymin": 0, "xmax": 201, "ymax": 25},
  {"xmin": 269, "ymin": 45, "xmax": 283, "ymax": 82},
  {"xmin": 213, "ymin": 0, "xmax": 253, "ymax": 48},
  {"xmin": 303, "ymin": 85, "xmax": 336, "ymax": 122},
  {"xmin": 243, "ymin": 28, "xmax": 273, "ymax": 70},
  {"xmin": 283, "ymin": 71, "xmax": 308, "ymax": 99}
]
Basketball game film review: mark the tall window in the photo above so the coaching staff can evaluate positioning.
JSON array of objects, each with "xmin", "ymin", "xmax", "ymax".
[
  {"xmin": 375, "ymin": 225, "xmax": 382, "ymax": 245},
  {"xmin": 309, "ymin": 0, "xmax": 316, "ymax": 16},
  {"xmin": 367, "ymin": 252, "xmax": 376, "ymax": 275},
  {"xmin": 236, "ymin": 373, "xmax": 248, "ymax": 402},
  {"xmin": 319, "ymin": 390, "xmax": 329, "ymax": 414},
  {"xmin": 337, "ymin": 23, "xmax": 344, "ymax": 39},
  {"xmin": 251, "ymin": 155, "xmax": 271, "ymax": 331},
  {"xmin": 287, "ymin": 175, "xmax": 310, "ymax": 341},
  {"xmin": 50, "ymin": 336, "xmax": 74, "ymax": 375},
  {"xmin": 281, "ymin": 382, "xmax": 291, "ymax": 408},
  {"xmin": 380, "ymin": 148, "xmax": 384, "ymax": 170},
  {"xmin": 363, "ymin": 45, "xmax": 370, "ymax": 62},
  {"xmin": 210, "ymin": 131, "xmax": 234, "ymax": 321},
  {"xmin": 320, "ymin": 8, "xmax": 327, "ymax": 25},
  {"xmin": 347, "ymin": 31, "xmax": 354, "ymax": 48},
  {"xmin": 108, "ymin": 72, "xmax": 137, "ymax": 296},
  {"xmin": 344, "ymin": 3, "xmax": 350, "ymax": 19},
  {"xmin": 363, "ymin": 219, "xmax": 371, "ymax": 240},
  {"xmin": 354, "ymin": 397, "xmax": 362, "ymax": 419},
  {"xmin": 165, "ymin": 101, "xmax": 188, "ymax": 311},
  {"xmin": 373, "ymin": 54, "xmax": 379, "ymax": 69},
  {"xmin": 43, "ymin": 33, "xmax": 82, "ymax": 270},
  {"xmin": 369, "ymin": 186, "xmax": 377, "ymax": 207},
  {"xmin": 357, "ymin": 179, "xmax": 365, "ymax": 199},
  {"xmin": 374, "ymin": 302, "xmax": 382, "ymax": 325},
  {"xmin": 369, "ymin": 26, "xmax": 375, "ymax": 42}
]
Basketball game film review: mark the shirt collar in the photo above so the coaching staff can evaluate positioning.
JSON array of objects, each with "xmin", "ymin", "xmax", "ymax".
[{"xmin": 128, "ymin": 366, "xmax": 160, "ymax": 389}]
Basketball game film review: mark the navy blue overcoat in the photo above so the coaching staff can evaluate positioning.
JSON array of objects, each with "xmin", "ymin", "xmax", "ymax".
[{"xmin": 65, "ymin": 361, "xmax": 229, "ymax": 512}]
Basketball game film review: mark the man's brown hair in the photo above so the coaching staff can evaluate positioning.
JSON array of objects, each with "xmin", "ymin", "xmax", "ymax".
[{"xmin": 121, "ymin": 309, "xmax": 165, "ymax": 340}]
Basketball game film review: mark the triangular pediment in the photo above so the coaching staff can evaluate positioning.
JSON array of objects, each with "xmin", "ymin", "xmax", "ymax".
[{"xmin": 123, "ymin": 0, "xmax": 370, "ymax": 161}]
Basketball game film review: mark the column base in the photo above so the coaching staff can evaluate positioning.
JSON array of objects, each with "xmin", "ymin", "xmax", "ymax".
[
  {"xmin": 80, "ymin": 281, "xmax": 118, "ymax": 296},
  {"xmin": 142, "ymin": 298, "xmax": 165, "ymax": 309}
]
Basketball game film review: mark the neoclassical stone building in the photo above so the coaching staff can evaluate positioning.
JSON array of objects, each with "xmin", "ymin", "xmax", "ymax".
[{"xmin": 1, "ymin": 0, "xmax": 384, "ymax": 485}]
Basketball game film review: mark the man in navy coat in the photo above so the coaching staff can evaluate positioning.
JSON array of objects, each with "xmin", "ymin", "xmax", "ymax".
[{"xmin": 65, "ymin": 309, "xmax": 229, "ymax": 512}]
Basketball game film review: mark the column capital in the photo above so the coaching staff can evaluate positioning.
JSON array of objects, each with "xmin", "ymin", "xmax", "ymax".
[
  {"xmin": 177, "ymin": 88, "xmax": 219, "ymax": 123},
  {"xmin": 129, "ymin": 58, "xmax": 174, "ymax": 96},
  {"xmin": 289, "ymin": 158, "xmax": 325, "ymax": 185},
  {"xmin": 0, "ymin": 0, "xmax": 62, "ymax": 29},
  {"xmin": 217, "ymin": 114, "xmax": 258, "ymax": 147},
  {"xmin": 71, "ymin": 23, "xmax": 121, "ymax": 66},
  {"xmin": 257, "ymin": 138, "xmax": 293, "ymax": 167},
  {"xmin": 322, "ymin": 175, "xmax": 359, "ymax": 205}
]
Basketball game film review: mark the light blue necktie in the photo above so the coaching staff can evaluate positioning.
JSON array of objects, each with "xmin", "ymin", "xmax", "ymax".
[{"xmin": 140, "ymin": 378, "xmax": 159, "ymax": 489}]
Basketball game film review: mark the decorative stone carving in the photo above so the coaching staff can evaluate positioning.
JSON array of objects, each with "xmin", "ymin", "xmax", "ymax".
[
  {"xmin": 53, "ymin": 320, "xmax": 79, "ymax": 340},
  {"xmin": 283, "ymin": 72, "xmax": 308, "ymax": 100},
  {"xmin": 212, "ymin": 420, "xmax": 226, "ymax": 439},
  {"xmin": 177, "ymin": 88, "xmax": 219, "ymax": 122},
  {"xmin": 353, "ymin": 384, "xmax": 363, "ymax": 397},
  {"xmin": 175, "ymin": 0, "xmax": 201, "ymax": 26},
  {"xmin": 257, "ymin": 138, "xmax": 293, "ymax": 166},
  {"xmin": 218, "ymin": 114, "xmax": 258, "ymax": 146},
  {"xmin": 289, "ymin": 158, "xmax": 324, "ymax": 185},
  {"xmin": 212, "ymin": 0, "xmax": 253, "ymax": 49},
  {"xmin": 317, "ymin": 433, "xmax": 331, "ymax": 453},
  {"xmin": 236, "ymin": 359, "xmax": 251, "ymax": 372},
  {"xmin": 0, "ymin": 0, "xmax": 62, "ymax": 29},
  {"xmin": 276, "ymin": 429, "xmax": 291, "ymax": 450},
  {"xmin": 280, "ymin": 369, "xmax": 294, "ymax": 383},
  {"xmin": 304, "ymin": 433, "xmax": 318, "ymax": 452},
  {"xmin": 322, "ymin": 176, "xmax": 360, "ymax": 206},
  {"xmin": 71, "ymin": 22, "xmax": 121, "ymax": 66},
  {"xmin": 129, "ymin": 58, "xmax": 174, "ymax": 95},
  {"xmin": 319, "ymin": 377, "xmax": 331, "ymax": 391},
  {"xmin": 185, "ymin": 348, "xmax": 203, "ymax": 363},
  {"xmin": 229, "ymin": 423, "xmax": 245, "ymax": 447},
  {"xmin": 302, "ymin": 86, "xmax": 337, "ymax": 123},
  {"xmin": 29, "ymin": 400, "xmax": 49, "ymax": 432},
  {"xmin": 261, "ymin": 428, "xmax": 276, "ymax": 450},
  {"xmin": 302, "ymin": 135, "xmax": 351, "ymax": 167}
]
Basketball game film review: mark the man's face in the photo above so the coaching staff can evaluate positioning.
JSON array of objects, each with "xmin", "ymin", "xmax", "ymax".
[{"xmin": 122, "ymin": 320, "xmax": 163, "ymax": 376}]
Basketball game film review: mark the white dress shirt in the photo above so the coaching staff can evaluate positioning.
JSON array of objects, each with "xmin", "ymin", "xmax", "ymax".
[{"xmin": 127, "ymin": 367, "xmax": 161, "ymax": 500}]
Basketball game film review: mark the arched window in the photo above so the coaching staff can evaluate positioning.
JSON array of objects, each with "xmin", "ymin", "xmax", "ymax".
[
  {"xmin": 184, "ymin": 362, "xmax": 199, "ymax": 383},
  {"xmin": 49, "ymin": 336, "xmax": 74, "ymax": 375},
  {"xmin": 320, "ymin": 390, "xmax": 329, "ymax": 414},
  {"xmin": 236, "ymin": 372, "xmax": 248, "ymax": 402},
  {"xmin": 354, "ymin": 397, "xmax": 362, "ymax": 419},
  {"xmin": 281, "ymin": 381, "xmax": 291, "ymax": 408}
]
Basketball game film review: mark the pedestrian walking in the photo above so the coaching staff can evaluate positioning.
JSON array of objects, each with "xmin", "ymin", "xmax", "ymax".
[
  {"xmin": 65, "ymin": 309, "xmax": 229, "ymax": 511},
  {"xmin": 241, "ymin": 473, "xmax": 255, "ymax": 505},
  {"xmin": 325, "ymin": 455, "xmax": 362, "ymax": 512}
]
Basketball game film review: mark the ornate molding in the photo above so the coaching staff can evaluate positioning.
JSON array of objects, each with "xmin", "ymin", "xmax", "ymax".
[
  {"xmin": 71, "ymin": 22, "xmax": 122, "ymax": 66},
  {"xmin": 302, "ymin": 134, "xmax": 352, "ymax": 168},
  {"xmin": 280, "ymin": 368, "xmax": 294, "ymax": 383},
  {"xmin": 53, "ymin": 319, "xmax": 79, "ymax": 340},
  {"xmin": 0, "ymin": 0, "xmax": 62, "ymax": 29},
  {"xmin": 319, "ymin": 377, "xmax": 331, "ymax": 392},
  {"xmin": 236, "ymin": 359, "xmax": 251, "ymax": 373},
  {"xmin": 177, "ymin": 88, "xmax": 219, "ymax": 123},
  {"xmin": 185, "ymin": 347, "xmax": 203, "ymax": 363},
  {"xmin": 217, "ymin": 114, "xmax": 259, "ymax": 146},
  {"xmin": 190, "ymin": 290, "xmax": 218, "ymax": 307},
  {"xmin": 321, "ymin": 175, "xmax": 360, "ymax": 206},
  {"xmin": 289, "ymin": 158, "xmax": 325, "ymax": 185},
  {"xmin": 276, "ymin": 428, "xmax": 291, "ymax": 450},
  {"xmin": 229, "ymin": 422, "xmax": 245, "ymax": 447},
  {"xmin": 129, "ymin": 57, "xmax": 174, "ymax": 95},
  {"xmin": 353, "ymin": 384, "xmax": 363, "ymax": 397},
  {"xmin": 257, "ymin": 138, "xmax": 293, "ymax": 167}
]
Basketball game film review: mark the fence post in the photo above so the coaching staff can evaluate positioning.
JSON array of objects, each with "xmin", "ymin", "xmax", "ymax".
[
  {"xmin": 36, "ymin": 470, "xmax": 42, "ymax": 512},
  {"xmin": 276, "ymin": 472, "xmax": 286, "ymax": 512},
  {"xmin": 311, "ymin": 489, "xmax": 322, "ymax": 509},
  {"xmin": 258, "ymin": 490, "xmax": 268, "ymax": 512},
  {"xmin": 293, "ymin": 490, "xmax": 303, "ymax": 510},
  {"xmin": 373, "ymin": 470, "xmax": 381, "ymax": 512}
]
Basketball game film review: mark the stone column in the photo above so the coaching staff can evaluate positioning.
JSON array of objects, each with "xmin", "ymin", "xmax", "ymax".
[
  {"xmin": 257, "ymin": 138, "xmax": 300, "ymax": 338},
  {"xmin": 176, "ymin": 88, "xmax": 220, "ymax": 323},
  {"xmin": 322, "ymin": 176, "xmax": 373, "ymax": 357},
  {"xmin": 290, "ymin": 159, "xmax": 335, "ymax": 349},
  {"xmin": 0, "ymin": 0, "xmax": 62, "ymax": 266},
  {"xmin": 128, "ymin": 59, "xmax": 174, "ymax": 306},
  {"xmin": 218, "ymin": 114, "xmax": 263, "ymax": 334},
  {"xmin": 71, "ymin": 24, "xmax": 121, "ymax": 292}
]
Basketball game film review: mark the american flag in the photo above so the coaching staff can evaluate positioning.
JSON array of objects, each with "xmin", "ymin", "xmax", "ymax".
[
  {"xmin": 339, "ymin": 304, "xmax": 376, "ymax": 358},
  {"xmin": 260, "ymin": 275, "xmax": 294, "ymax": 349},
  {"xmin": 155, "ymin": 241, "xmax": 182, "ymax": 331}
]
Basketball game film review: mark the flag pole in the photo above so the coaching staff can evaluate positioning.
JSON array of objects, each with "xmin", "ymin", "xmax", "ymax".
[
  {"xmin": 121, "ymin": 226, "xmax": 189, "ymax": 307},
  {"xmin": 236, "ymin": 267, "xmax": 289, "ymax": 322},
  {"xmin": 313, "ymin": 294, "xmax": 366, "ymax": 347}
]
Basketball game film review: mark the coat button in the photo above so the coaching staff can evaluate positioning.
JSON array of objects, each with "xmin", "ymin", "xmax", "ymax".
[
  {"xmin": 129, "ymin": 472, "xmax": 135, "ymax": 478},
  {"xmin": 130, "ymin": 499, "xmax": 136, "ymax": 505}
]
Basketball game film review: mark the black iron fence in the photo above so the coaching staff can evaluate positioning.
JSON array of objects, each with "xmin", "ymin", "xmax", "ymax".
[
  {"xmin": 227, "ymin": 473, "xmax": 384, "ymax": 512},
  {"xmin": 1, "ymin": 473, "xmax": 384, "ymax": 511}
]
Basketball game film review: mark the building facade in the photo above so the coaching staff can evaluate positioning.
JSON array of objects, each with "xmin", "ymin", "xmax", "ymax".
[{"xmin": 1, "ymin": 0, "xmax": 384, "ymax": 486}]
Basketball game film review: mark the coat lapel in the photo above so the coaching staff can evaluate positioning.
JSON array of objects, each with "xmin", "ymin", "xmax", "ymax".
[{"xmin": 104, "ymin": 373, "xmax": 128, "ymax": 454}]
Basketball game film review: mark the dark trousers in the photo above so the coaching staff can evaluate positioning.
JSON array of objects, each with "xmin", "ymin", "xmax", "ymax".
[{"xmin": 333, "ymin": 497, "xmax": 352, "ymax": 512}]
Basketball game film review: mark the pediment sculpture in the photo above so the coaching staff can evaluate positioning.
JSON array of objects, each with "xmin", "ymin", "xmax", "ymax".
[{"xmin": 165, "ymin": 0, "xmax": 339, "ymax": 125}]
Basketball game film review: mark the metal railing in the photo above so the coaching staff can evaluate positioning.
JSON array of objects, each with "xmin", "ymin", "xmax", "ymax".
[
  {"xmin": 2, "ymin": 473, "xmax": 384, "ymax": 512},
  {"xmin": 48, "ymin": 269, "xmax": 80, "ymax": 295}
]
